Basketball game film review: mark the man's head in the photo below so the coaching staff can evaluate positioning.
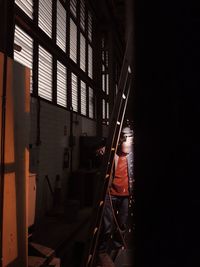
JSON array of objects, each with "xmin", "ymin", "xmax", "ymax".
[{"xmin": 119, "ymin": 126, "xmax": 134, "ymax": 154}]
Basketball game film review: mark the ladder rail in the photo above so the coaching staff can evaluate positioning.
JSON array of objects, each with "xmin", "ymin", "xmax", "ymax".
[{"xmin": 82, "ymin": 37, "xmax": 133, "ymax": 267}]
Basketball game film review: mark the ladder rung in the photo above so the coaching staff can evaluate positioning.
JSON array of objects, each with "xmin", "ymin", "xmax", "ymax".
[
  {"xmin": 93, "ymin": 227, "xmax": 98, "ymax": 235},
  {"xmin": 105, "ymin": 174, "xmax": 110, "ymax": 179},
  {"xmin": 99, "ymin": 201, "xmax": 104, "ymax": 206},
  {"xmin": 87, "ymin": 254, "xmax": 92, "ymax": 265}
]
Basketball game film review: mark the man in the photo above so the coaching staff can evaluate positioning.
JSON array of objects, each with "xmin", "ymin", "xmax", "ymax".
[{"xmin": 96, "ymin": 125, "xmax": 134, "ymax": 267}]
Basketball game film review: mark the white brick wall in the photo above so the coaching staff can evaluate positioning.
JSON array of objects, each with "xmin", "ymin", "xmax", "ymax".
[{"xmin": 30, "ymin": 98, "xmax": 97, "ymax": 222}]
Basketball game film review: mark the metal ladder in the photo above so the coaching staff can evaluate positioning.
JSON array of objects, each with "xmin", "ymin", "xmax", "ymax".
[{"xmin": 82, "ymin": 38, "xmax": 133, "ymax": 267}]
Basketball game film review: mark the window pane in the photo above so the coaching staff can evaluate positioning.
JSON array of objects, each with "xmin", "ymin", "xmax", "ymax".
[
  {"xmin": 102, "ymin": 99, "xmax": 105, "ymax": 119},
  {"xmin": 80, "ymin": 33, "xmax": 86, "ymax": 72},
  {"xmin": 106, "ymin": 74, "xmax": 109, "ymax": 95},
  {"xmin": 80, "ymin": 81, "xmax": 86, "ymax": 115},
  {"xmin": 14, "ymin": 25, "xmax": 33, "ymax": 93},
  {"xmin": 70, "ymin": 0, "xmax": 77, "ymax": 18},
  {"xmin": 70, "ymin": 19, "xmax": 77, "ymax": 63},
  {"xmin": 88, "ymin": 11, "xmax": 92, "ymax": 42},
  {"xmin": 88, "ymin": 44, "xmax": 93, "ymax": 78},
  {"xmin": 89, "ymin": 87, "xmax": 94, "ymax": 119},
  {"xmin": 15, "ymin": 0, "xmax": 33, "ymax": 19},
  {"xmin": 102, "ymin": 74, "xmax": 105, "ymax": 92},
  {"xmin": 80, "ymin": 0, "xmax": 85, "ymax": 31},
  {"xmin": 38, "ymin": 46, "xmax": 52, "ymax": 101},
  {"xmin": 57, "ymin": 61, "xmax": 67, "ymax": 107},
  {"xmin": 71, "ymin": 73, "xmax": 78, "ymax": 112},
  {"xmin": 39, "ymin": 0, "xmax": 52, "ymax": 38},
  {"xmin": 57, "ymin": 0, "xmax": 66, "ymax": 52}
]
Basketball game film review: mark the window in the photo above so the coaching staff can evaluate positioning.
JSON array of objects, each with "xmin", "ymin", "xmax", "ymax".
[
  {"xmin": 70, "ymin": 0, "xmax": 77, "ymax": 18},
  {"xmin": 70, "ymin": 19, "xmax": 77, "ymax": 63},
  {"xmin": 102, "ymin": 99, "xmax": 106, "ymax": 120},
  {"xmin": 14, "ymin": 26, "xmax": 33, "ymax": 92},
  {"xmin": 38, "ymin": 0, "xmax": 52, "ymax": 38},
  {"xmin": 15, "ymin": 0, "xmax": 33, "ymax": 19},
  {"xmin": 107, "ymin": 102, "xmax": 109, "ymax": 122},
  {"xmin": 80, "ymin": 33, "xmax": 86, "ymax": 71},
  {"xmin": 80, "ymin": 0, "xmax": 85, "ymax": 31},
  {"xmin": 57, "ymin": 0, "xmax": 67, "ymax": 52},
  {"xmin": 57, "ymin": 61, "xmax": 67, "ymax": 107},
  {"xmin": 71, "ymin": 73, "xmax": 78, "ymax": 112},
  {"xmin": 88, "ymin": 44, "xmax": 93, "ymax": 78},
  {"xmin": 89, "ymin": 87, "xmax": 94, "ymax": 119},
  {"xmin": 88, "ymin": 11, "xmax": 92, "ymax": 42},
  {"xmin": 38, "ymin": 46, "xmax": 52, "ymax": 101},
  {"xmin": 106, "ymin": 74, "xmax": 109, "ymax": 95},
  {"xmin": 80, "ymin": 81, "xmax": 86, "ymax": 115}
]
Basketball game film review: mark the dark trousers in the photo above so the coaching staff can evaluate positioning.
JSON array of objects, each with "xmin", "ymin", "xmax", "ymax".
[{"xmin": 98, "ymin": 194, "xmax": 129, "ymax": 253}]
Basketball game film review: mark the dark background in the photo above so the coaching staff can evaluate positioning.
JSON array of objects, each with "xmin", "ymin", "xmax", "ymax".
[{"xmin": 133, "ymin": 0, "xmax": 200, "ymax": 266}]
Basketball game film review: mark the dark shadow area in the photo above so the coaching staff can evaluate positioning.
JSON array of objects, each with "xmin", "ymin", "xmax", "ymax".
[{"xmin": 133, "ymin": 0, "xmax": 200, "ymax": 266}]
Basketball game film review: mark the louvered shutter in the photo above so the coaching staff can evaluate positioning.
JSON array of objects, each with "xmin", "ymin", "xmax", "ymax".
[
  {"xmin": 57, "ymin": 61, "xmax": 67, "ymax": 107},
  {"xmin": 80, "ymin": 33, "xmax": 86, "ymax": 72},
  {"xmin": 102, "ymin": 99, "xmax": 105, "ymax": 119},
  {"xmin": 57, "ymin": 0, "xmax": 66, "ymax": 52},
  {"xmin": 38, "ymin": 46, "xmax": 52, "ymax": 101},
  {"xmin": 71, "ymin": 73, "xmax": 78, "ymax": 112},
  {"xmin": 80, "ymin": 0, "xmax": 85, "ymax": 31},
  {"xmin": 70, "ymin": 19, "xmax": 77, "ymax": 63},
  {"xmin": 14, "ymin": 25, "xmax": 33, "ymax": 93},
  {"xmin": 80, "ymin": 81, "xmax": 86, "ymax": 115},
  {"xmin": 70, "ymin": 0, "xmax": 76, "ymax": 18},
  {"xmin": 89, "ymin": 87, "xmax": 94, "ymax": 119},
  {"xmin": 106, "ymin": 74, "xmax": 109, "ymax": 94},
  {"xmin": 102, "ymin": 74, "xmax": 105, "ymax": 92},
  {"xmin": 15, "ymin": 0, "xmax": 33, "ymax": 19},
  {"xmin": 38, "ymin": 0, "xmax": 52, "ymax": 38},
  {"xmin": 88, "ymin": 11, "xmax": 92, "ymax": 42},
  {"xmin": 107, "ymin": 102, "xmax": 109, "ymax": 120},
  {"xmin": 88, "ymin": 44, "xmax": 93, "ymax": 78}
]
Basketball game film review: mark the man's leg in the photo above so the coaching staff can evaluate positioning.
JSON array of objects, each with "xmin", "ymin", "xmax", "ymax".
[{"xmin": 112, "ymin": 197, "xmax": 129, "ymax": 250}]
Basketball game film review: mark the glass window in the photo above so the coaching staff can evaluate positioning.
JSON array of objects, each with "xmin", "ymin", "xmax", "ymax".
[
  {"xmin": 14, "ymin": 26, "xmax": 33, "ymax": 92},
  {"xmin": 15, "ymin": 0, "xmax": 33, "ymax": 19},
  {"xmin": 71, "ymin": 73, "xmax": 78, "ymax": 112},
  {"xmin": 57, "ymin": 61, "xmax": 67, "ymax": 107},
  {"xmin": 39, "ymin": 0, "xmax": 52, "ymax": 38},
  {"xmin": 70, "ymin": 19, "xmax": 77, "ymax": 63},
  {"xmin": 38, "ymin": 46, "xmax": 52, "ymax": 101},
  {"xmin": 80, "ymin": 81, "xmax": 87, "ymax": 115},
  {"xmin": 57, "ymin": 0, "xmax": 67, "ymax": 52}
]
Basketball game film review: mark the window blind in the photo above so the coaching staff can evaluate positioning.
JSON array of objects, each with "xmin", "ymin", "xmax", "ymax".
[
  {"xmin": 106, "ymin": 74, "xmax": 109, "ymax": 94},
  {"xmin": 102, "ymin": 74, "xmax": 105, "ymax": 92},
  {"xmin": 38, "ymin": 45, "xmax": 52, "ymax": 101},
  {"xmin": 57, "ymin": 61, "xmax": 67, "ymax": 107},
  {"xmin": 80, "ymin": 0, "xmax": 85, "ymax": 31},
  {"xmin": 88, "ymin": 44, "xmax": 93, "ymax": 78},
  {"xmin": 88, "ymin": 11, "xmax": 92, "ymax": 42},
  {"xmin": 71, "ymin": 73, "xmax": 78, "ymax": 112},
  {"xmin": 70, "ymin": 19, "xmax": 77, "ymax": 63},
  {"xmin": 107, "ymin": 102, "xmax": 109, "ymax": 120},
  {"xmin": 102, "ymin": 99, "xmax": 105, "ymax": 119},
  {"xmin": 57, "ymin": 0, "xmax": 66, "ymax": 52},
  {"xmin": 39, "ymin": 0, "xmax": 52, "ymax": 38},
  {"xmin": 15, "ymin": 0, "xmax": 33, "ymax": 19},
  {"xmin": 14, "ymin": 25, "xmax": 33, "ymax": 92},
  {"xmin": 80, "ymin": 33, "xmax": 86, "ymax": 72},
  {"xmin": 80, "ymin": 81, "xmax": 86, "ymax": 115},
  {"xmin": 70, "ymin": 0, "xmax": 77, "ymax": 18},
  {"xmin": 89, "ymin": 87, "xmax": 94, "ymax": 119}
]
